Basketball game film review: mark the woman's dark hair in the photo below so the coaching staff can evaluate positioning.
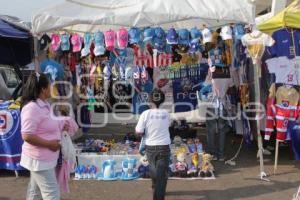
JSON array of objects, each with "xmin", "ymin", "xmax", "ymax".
[
  {"xmin": 150, "ymin": 89, "xmax": 165, "ymax": 108},
  {"xmin": 22, "ymin": 73, "xmax": 50, "ymax": 107}
]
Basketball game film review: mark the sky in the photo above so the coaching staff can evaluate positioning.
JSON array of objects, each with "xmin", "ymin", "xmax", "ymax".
[{"xmin": 0, "ymin": 0, "xmax": 64, "ymax": 22}]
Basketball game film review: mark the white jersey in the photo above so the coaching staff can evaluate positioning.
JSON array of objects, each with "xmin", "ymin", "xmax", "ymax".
[{"xmin": 266, "ymin": 56, "xmax": 300, "ymax": 85}]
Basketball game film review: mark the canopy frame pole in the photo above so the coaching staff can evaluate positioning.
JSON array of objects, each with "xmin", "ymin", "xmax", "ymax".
[
  {"xmin": 33, "ymin": 37, "xmax": 39, "ymax": 72},
  {"xmin": 254, "ymin": 61, "xmax": 269, "ymax": 182}
]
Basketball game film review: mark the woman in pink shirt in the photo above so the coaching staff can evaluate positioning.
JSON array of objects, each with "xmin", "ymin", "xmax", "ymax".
[{"xmin": 20, "ymin": 73, "xmax": 78, "ymax": 200}]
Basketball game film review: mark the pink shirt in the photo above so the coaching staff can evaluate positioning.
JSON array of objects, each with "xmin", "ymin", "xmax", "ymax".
[{"xmin": 21, "ymin": 99, "xmax": 78, "ymax": 161}]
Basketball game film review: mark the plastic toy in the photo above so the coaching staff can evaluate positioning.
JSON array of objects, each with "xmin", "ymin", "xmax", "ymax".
[
  {"xmin": 175, "ymin": 150, "xmax": 188, "ymax": 177},
  {"xmin": 89, "ymin": 165, "xmax": 97, "ymax": 179},
  {"xmin": 199, "ymin": 153, "xmax": 214, "ymax": 178},
  {"xmin": 173, "ymin": 136, "xmax": 183, "ymax": 147},
  {"xmin": 187, "ymin": 153, "xmax": 199, "ymax": 177},
  {"xmin": 98, "ymin": 160, "xmax": 118, "ymax": 181},
  {"xmin": 120, "ymin": 158, "xmax": 139, "ymax": 180},
  {"xmin": 138, "ymin": 155, "xmax": 150, "ymax": 178},
  {"xmin": 187, "ymin": 138, "xmax": 197, "ymax": 153}
]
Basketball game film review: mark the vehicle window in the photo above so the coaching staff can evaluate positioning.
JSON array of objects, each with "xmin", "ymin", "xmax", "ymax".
[{"xmin": 3, "ymin": 68, "xmax": 20, "ymax": 88}]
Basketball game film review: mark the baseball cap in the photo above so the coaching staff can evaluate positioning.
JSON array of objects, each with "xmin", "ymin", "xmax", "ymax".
[
  {"xmin": 81, "ymin": 47, "xmax": 89, "ymax": 58},
  {"xmin": 143, "ymin": 27, "xmax": 155, "ymax": 42},
  {"xmin": 178, "ymin": 29, "xmax": 190, "ymax": 45},
  {"xmin": 190, "ymin": 27, "xmax": 201, "ymax": 42},
  {"xmin": 39, "ymin": 34, "xmax": 51, "ymax": 51},
  {"xmin": 84, "ymin": 32, "xmax": 93, "ymax": 49},
  {"xmin": 94, "ymin": 31, "xmax": 105, "ymax": 46},
  {"xmin": 202, "ymin": 28, "xmax": 212, "ymax": 44},
  {"xmin": 71, "ymin": 33, "xmax": 82, "ymax": 53},
  {"xmin": 117, "ymin": 27, "xmax": 128, "ymax": 49},
  {"xmin": 104, "ymin": 30, "xmax": 115, "ymax": 51},
  {"xmin": 94, "ymin": 31, "xmax": 105, "ymax": 56},
  {"xmin": 166, "ymin": 28, "xmax": 178, "ymax": 45},
  {"xmin": 155, "ymin": 27, "xmax": 165, "ymax": 40},
  {"xmin": 233, "ymin": 24, "xmax": 245, "ymax": 40},
  {"xmin": 60, "ymin": 33, "xmax": 70, "ymax": 51},
  {"xmin": 154, "ymin": 37, "xmax": 166, "ymax": 53},
  {"xmin": 189, "ymin": 41, "xmax": 200, "ymax": 53},
  {"xmin": 220, "ymin": 25, "xmax": 233, "ymax": 40},
  {"xmin": 128, "ymin": 27, "xmax": 141, "ymax": 44},
  {"xmin": 50, "ymin": 33, "xmax": 61, "ymax": 51}
]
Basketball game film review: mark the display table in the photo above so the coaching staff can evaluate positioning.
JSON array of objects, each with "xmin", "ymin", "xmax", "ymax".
[
  {"xmin": 76, "ymin": 152, "xmax": 215, "ymax": 180},
  {"xmin": 76, "ymin": 153, "xmax": 141, "ymax": 171}
]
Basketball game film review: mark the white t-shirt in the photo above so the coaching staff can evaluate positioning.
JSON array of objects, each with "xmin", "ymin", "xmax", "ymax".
[
  {"xmin": 20, "ymin": 154, "xmax": 57, "ymax": 172},
  {"xmin": 202, "ymin": 28, "xmax": 213, "ymax": 44},
  {"xmin": 220, "ymin": 26, "xmax": 233, "ymax": 40},
  {"xmin": 135, "ymin": 109, "xmax": 171, "ymax": 146},
  {"xmin": 266, "ymin": 56, "xmax": 300, "ymax": 85},
  {"xmin": 241, "ymin": 31, "xmax": 274, "ymax": 64}
]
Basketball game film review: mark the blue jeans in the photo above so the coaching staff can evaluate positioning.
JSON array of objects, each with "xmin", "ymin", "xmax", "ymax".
[
  {"xmin": 146, "ymin": 145, "xmax": 170, "ymax": 200},
  {"xmin": 206, "ymin": 107, "xmax": 230, "ymax": 158}
]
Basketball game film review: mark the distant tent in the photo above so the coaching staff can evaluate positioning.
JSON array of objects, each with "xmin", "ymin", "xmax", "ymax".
[
  {"xmin": 0, "ymin": 15, "xmax": 33, "ymax": 66},
  {"xmin": 259, "ymin": 0, "xmax": 300, "ymax": 34}
]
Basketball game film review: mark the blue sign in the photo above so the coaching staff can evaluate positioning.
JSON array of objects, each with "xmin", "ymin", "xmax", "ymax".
[{"xmin": 0, "ymin": 109, "xmax": 24, "ymax": 171}]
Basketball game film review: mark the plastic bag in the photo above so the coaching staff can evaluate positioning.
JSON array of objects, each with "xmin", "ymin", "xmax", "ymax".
[{"xmin": 61, "ymin": 131, "xmax": 76, "ymax": 164}]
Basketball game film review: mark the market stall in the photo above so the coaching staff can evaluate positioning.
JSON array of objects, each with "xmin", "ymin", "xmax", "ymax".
[
  {"xmin": 0, "ymin": 16, "xmax": 32, "ymax": 173},
  {"xmin": 258, "ymin": 0, "xmax": 300, "ymax": 174},
  {"xmin": 31, "ymin": 0, "xmax": 261, "ymax": 181}
]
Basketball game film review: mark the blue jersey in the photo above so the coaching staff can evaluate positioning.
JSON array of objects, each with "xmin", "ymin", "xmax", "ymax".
[
  {"xmin": 269, "ymin": 28, "xmax": 300, "ymax": 58},
  {"xmin": 132, "ymin": 80, "xmax": 153, "ymax": 114}
]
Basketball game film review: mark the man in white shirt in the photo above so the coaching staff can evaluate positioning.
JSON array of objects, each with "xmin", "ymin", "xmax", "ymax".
[{"xmin": 135, "ymin": 89, "xmax": 171, "ymax": 200}]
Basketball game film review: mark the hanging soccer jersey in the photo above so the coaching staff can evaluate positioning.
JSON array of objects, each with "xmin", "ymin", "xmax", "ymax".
[
  {"xmin": 265, "ymin": 83, "xmax": 300, "ymax": 141},
  {"xmin": 266, "ymin": 56, "xmax": 300, "ymax": 85},
  {"xmin": 132, "ymin": 79, "xmax": 153, "ymax": 114},
  {"xmin": 269, "ymin": 28, "xmax": 300, "ymax": 58},
  {"xmin": 241, "ymin": 31, "xmax": 274, "ymax": 64},
  {"xmin": 133, "ymin": 45, "xmax": 153, "ymax": 68}
]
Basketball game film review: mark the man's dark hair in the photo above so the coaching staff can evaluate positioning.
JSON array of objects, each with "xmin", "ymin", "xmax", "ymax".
[{"xmin": 150, "ymin": 88, "xmax": 165, "ymax": 108}]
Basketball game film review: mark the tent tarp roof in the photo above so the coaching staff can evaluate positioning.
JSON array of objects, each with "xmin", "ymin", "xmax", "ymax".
[
  {"xmin": 0, "ymin": 18, "xmax": 30, "ymax": 38},
  {"xmin": 258, "ymin": 0, "xmax": 300, "ymax": 34},
  {"xmin": 32, "ymin": 0, "xmax": 255, "ymax": 34},
  {"xmin": 0, "ymin": 18, "xmax": 32, "ymax": 66}
]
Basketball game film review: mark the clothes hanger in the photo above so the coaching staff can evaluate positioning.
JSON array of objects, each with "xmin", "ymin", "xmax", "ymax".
[{"xmin": 250, "ymin": 24, "xmax": 261, "ymax": 37}]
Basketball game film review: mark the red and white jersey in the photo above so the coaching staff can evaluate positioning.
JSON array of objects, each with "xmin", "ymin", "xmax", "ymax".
[
  {"xmin": 265, "ymin": 84, "xmax": 300, "ymax": 141},
  {"xmin": 133, "ymin": 45, "xmax": 153, "ymax": 68},
  {"xmin": 266, "ymin": 56, "xmax": 300, "ymax": 85},
  {"xmin": 153, "ymin": 49, "xmax": 173, "ymax": 67}
]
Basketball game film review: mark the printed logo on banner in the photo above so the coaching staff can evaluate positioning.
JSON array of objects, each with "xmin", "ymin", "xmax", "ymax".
[
  {"xmin": 0, "ymin": 114, "xmax": 7, "ymax": 129},
  {"xmin": 0, "ymin": 110, "xmax": 20, "ymax": 141}
]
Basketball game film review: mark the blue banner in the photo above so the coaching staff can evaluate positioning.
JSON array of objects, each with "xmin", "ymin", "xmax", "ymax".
[
  {"xmin": 288, "ymin": 121, "xmax": 300, "ymax": 160},
  {"xmin": 0, "ymin": 108, "xmax": 24, "ymax": 170}
]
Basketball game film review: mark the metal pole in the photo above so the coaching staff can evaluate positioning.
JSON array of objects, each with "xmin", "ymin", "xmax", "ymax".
[
  {"xmin": 33, "ymin": 36, "xmax": 40, "ymax": 72},
  {"xmin": 254, "ymin": 61, "xmax": 269, "ymax": 181},
  {"xmin": 274, "ymin": 139, "xmax": 280, "ymax": 174}
]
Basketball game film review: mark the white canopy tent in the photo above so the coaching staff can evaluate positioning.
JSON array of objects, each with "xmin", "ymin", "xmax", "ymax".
[
  {"xmin": 31, "ymin": 0, "xmax": 268, "ymax": 181},
  {"xmin": 32, "ymin": 0, "xmax": 255, "ymax": 34}
]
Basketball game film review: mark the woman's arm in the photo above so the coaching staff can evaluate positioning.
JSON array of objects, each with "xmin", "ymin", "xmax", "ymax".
[
  {"xmin": 62, "ymin": 117, "xmax": 79, "ymax": 136},
  {"xmin": 22, "ymin": 134, "xmax": 60, "ymax": 152}
]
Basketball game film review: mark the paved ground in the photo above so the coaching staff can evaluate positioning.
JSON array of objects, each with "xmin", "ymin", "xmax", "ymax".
[{"xmin": 0, "ymin": 127, "xmax": 300, "ymax": 200}]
